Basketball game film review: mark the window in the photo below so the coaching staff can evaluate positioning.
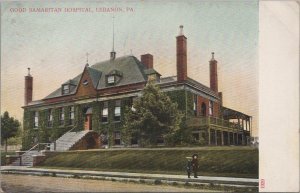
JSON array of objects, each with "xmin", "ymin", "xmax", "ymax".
[
  {"xmin": 62, "ymin": 84, "xmax": 69, "ymax": 95},
  {"xmin": 100, "ymin": 132, "xmax": 108, "ymax": 145},
  {"xmin": 82, "ymin": 79, "xmax": 89, "ymax": 86},
  {"xmin": 34, "ymin": 111, "xmax": 39, "ymax": 128},
  {"xmin": 69, "ymin": 106, "xmax": 74, "ymax": 125},
  {"xmin": 148, "ymin": 74, "xmax": 156, "ymax": 82},
  {"xmin": 107, "ymin": 75, "xmax": 115, "ymax": 84},
  {"xmin": 114, "ymin": 131, "xmax": 121, "ymax": 145},
  {"xmin": 193, "ymin": 95, "xmax": 198, "ymax": 116},
  {"xmin": 47, "ymin": 109, "xmax": 53, "ymax": 127},
  {"xmin": 130, "ymin": 97, "xmax": 138, "ymax": 112},
  {"xmin": 209, "ymin": 100, "xmax": 214, "ymax": 116},
  {"xmin": 201, "ymin": 102, "xmax": 207, "ymax": 116},
  {"xmin": 59, "ymin": 107, "xmax": 64, "ymax": 126},
  {"xmin": 101, "ymin": 102, "xmax": 108, "ymax": 123},
  {"xmin": 114, "ymin": 100, "xmax": 121, "ymax": 122},
  {"xmin": 106, "ymin": 70, "xmax": 123, "ymax": 86}
]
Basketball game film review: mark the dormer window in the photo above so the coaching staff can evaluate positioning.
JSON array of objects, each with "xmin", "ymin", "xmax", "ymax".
[
  {"xmin": 107, "ymin": 75, "xmax": 115, "ymax": 84},
  {"xmin": 62, "ymin": 84, "xmax": 70, "ymax": 95},
  {"xmin": 61, "ymin": 79, "xmax": 77, "ymax": 95},
  {"xmin": 144, "ymin": 69, "xmax": 161, "ymax": 83},
  {"xmin": 106, "ymin": 69, "xmax": 123, "ymax": 86}
]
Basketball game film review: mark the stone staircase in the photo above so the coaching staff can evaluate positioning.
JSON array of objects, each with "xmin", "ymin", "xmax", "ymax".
[
  {"xmin": 11, "ymin": 150, "xmax": 43, "ymax": 166},
  {"xmin": 50, "ymin": 130, "xmax": 90, "ymax": 151},
  {"xmin": 8, "ymin": 130, "xmax": 91, "ymax": 166}
]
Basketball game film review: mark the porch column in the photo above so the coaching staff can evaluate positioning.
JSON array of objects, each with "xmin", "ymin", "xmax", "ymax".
[
  {"xmin": 233, "ymin": 132, "xmax": 235, "ymax": 145},
  {"xmin": 221, "ymin": 131, "xmax": 224, "ymax": 146},
  {"xmin": 236, "ymin": 133, "xmax": 239, "ymax": 145},
  {"xmin": 249, "ymin": 119, "xmax": 251, "ymax": 132},
  {"xmin": 242, "ymin": 119, "xmax": 244, "ymax": 130},
  {"xmin": 250, "ymin": 117, "xmax": 252, "ymax": 136},
  {"xmin": 215, "ymin": 130, "xmax": 217, "ymax": 146},
  {"xmin": 228, "ymin": 132, "xmax": 230, "ymax": 145},
  {"xmin": 242, "ymin": 133, "xmax": 245, "ymax": 145},
  {"xmin": 208, "ymin": 128, "xmax": 211, "ymax": 145}
]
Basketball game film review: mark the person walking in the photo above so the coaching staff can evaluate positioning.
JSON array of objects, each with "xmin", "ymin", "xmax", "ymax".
[
  {"xmin": 186, "ymin": 157, "xmax": 192, "ymax": 178},
  {"xmin": 191, "ymin": 154, "xmax": 199, "ymax": 178}
]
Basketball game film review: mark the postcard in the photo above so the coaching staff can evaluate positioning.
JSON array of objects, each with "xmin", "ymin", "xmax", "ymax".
[{"xmin": 0, "ymin": 0, "xmax": 298, "ymax": 192}]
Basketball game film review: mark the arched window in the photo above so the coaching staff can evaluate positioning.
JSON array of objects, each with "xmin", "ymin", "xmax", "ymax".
[{"xmin": 201, "ymin": 103, "xmax": 207, "ymax": 116}]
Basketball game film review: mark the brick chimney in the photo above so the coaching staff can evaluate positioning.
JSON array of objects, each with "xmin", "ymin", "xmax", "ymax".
[
  {"xmin": 141, "ymin": 54, "xmax": 153, "ymax": 69},
  {"xmin": 209, "ymin": 52, "xmax": 218, "ymax": 92},
  {"xmin": 25, "ymin": 68, "xmax": 33, "ymax": 105},
  {"xmin": 176, "ymin": 25, "xmax": 187, "ymax": 82}
]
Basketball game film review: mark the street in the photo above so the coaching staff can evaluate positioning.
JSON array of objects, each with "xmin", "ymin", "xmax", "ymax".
[{"xmin": 1, "ymin": 174, "xmax": 216, "ymax": 192}]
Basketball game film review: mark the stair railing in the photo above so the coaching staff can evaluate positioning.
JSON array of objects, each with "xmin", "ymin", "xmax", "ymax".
[{"xmin": 17, "ymin": 143, "xmax": 39, "ymax": 166}]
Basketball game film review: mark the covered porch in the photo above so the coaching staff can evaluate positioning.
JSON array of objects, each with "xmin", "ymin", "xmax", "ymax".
[{"xmin": 187, "ymin": 107, "xmax": 252, "ymax": 146}]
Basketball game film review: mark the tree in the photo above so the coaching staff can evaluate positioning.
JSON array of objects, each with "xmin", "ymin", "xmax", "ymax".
[
  {"xmin": 123, "ymin": 83, "xmax": 183, "ymax": 147},
  {"xmin": 1, "ymin": 111, "xmax": 21, "ymax": 153}
]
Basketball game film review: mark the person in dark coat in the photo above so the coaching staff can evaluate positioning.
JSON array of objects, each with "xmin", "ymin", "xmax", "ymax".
[
  {"xmin": 191, "ymin": 154, "xmax": 199, "ymax": 178},
  {"xmin": 186, "ymin": 157, "xmax": 192, "ymax": 178}
]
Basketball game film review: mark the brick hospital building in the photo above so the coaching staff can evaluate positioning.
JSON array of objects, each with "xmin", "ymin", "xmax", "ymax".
[{"xmin": 22, "ymin": 26, "xmax": 252, "ymax": 150}]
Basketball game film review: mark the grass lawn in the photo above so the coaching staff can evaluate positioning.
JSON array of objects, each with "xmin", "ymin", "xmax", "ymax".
[{"xmin": 38, "ymin": 146, "xmax": 258, "ymax": 178}]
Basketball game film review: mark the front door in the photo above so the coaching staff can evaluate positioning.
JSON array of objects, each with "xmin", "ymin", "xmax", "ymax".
[{"xmin": 84, "ymin": 114, "xmax": 92, "ymax": 130}]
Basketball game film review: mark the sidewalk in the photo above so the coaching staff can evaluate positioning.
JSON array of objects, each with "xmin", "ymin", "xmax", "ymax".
[{"xmin": 1, "ymin": 166, "xmax": 258, "ymax": 188}]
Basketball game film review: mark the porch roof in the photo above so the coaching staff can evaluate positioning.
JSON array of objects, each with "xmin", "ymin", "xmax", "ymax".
[{"xmin": 222, "ymin": 106, "xmax": 251, "ymax": 120}]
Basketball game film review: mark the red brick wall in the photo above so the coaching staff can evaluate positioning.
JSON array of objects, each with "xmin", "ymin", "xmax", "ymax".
[
  {"xmin": 197, "ymin": 95, "xmax": 209, "ymax": 116},
  {"xmin": 71, "ymin": 132, "xmax": 101, "ymax": 150},
  {"xmin": 176, "ymin": 35, "xmax": 187, "ymax": 82},
  {"xmin": 213, "ymin": 101, "xmax": 220, "ymax": 117},
  {"xmin": 141, "ymin": 54, "xmax": 153, "ymax": 69},
  {"xmin": 196, "ymin": 95, "xmax": 220, "ymax": 118},
  {"xmin": 97, "ymin": 82, "xmax": 145, "ymax": 96},
  {"xmin": 32, "ymin": 155, "xmax": 46, "ymax": 166}
]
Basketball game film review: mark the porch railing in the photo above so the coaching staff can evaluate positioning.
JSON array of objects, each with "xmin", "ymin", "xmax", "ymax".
[{"xmin": 188, "ymin": 116, "xmax": 246, "ymax": 131}]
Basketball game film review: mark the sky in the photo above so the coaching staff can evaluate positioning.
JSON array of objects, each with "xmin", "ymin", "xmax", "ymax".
[{"xmin": 1, "ymin": 0, "xmax": 258, "ymax": 136}]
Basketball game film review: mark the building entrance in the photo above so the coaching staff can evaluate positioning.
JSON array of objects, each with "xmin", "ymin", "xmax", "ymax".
[{"xmin": 84, "ymin": 107, "xmax": 92, "ymax": 130}]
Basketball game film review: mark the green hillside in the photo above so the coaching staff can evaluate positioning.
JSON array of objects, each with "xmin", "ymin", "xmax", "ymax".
[{"xmin": 38, "ymin": 147, "xmax": 258, "ymax": 178}]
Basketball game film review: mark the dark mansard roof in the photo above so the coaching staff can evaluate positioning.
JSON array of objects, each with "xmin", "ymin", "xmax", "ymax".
[
  {"xmin": 44, "ymin": 56, "xmax": 154, "ymax": 99},
  {"xmin": 43, "ymin": 55, "xmax": 219, "ymax": 100}
]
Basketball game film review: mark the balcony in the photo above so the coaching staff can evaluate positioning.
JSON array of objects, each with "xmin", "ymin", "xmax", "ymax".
[{"xmin": 186, "ymin": 116, "xmax": 251, "ymax": 134}]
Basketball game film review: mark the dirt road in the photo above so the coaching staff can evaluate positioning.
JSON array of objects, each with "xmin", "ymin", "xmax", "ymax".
[{"xmin": 1, "ymin": 174, "xmax": 216, "ymax": 192}]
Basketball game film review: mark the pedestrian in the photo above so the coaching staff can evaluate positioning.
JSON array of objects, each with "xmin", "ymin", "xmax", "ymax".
[
  {"xmin": 191, "ymin": 154, "xmax": 199, "ymax": 178},
  {"xmin": 185, "ymin": 157, "xmax": 192, "ymax": 178}
]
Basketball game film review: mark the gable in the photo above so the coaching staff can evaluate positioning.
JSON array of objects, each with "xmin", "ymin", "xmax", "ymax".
[
  {"xmin": 75, "ymin": 67, "xmax": 98, "ymax": 98},
  {"xmin": 43, "ymin": 56, "xmax": 148, "ymax": 100}
]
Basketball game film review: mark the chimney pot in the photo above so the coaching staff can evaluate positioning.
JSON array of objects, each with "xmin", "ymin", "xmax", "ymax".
[
  {"xmin": 27, "ymin": 67, "xmax": 31, "ymax": 76},
  {"xmin": 110, "ymin": 51, "xmax": 116, "ymax": 60},
  {"xmin": 179, "ymin": 25, "xmax": 184, "ymax": 35}
]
